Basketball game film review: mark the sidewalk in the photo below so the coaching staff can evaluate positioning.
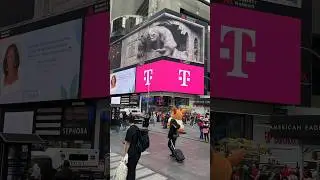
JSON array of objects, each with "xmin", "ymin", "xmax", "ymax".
[{"xmin": 110, "ymin": 126, "xmax": 210, "ymax": 180}]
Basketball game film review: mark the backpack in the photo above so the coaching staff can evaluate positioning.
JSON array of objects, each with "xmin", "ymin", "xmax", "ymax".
[{"xmin": 135, "ymin": 128, "xmax": 149, "ymax": 153}]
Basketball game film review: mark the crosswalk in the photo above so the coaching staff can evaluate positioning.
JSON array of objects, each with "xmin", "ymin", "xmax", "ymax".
[{"xmin": 110, "ymin": 152, "xmax": 169, "ymax": 180}]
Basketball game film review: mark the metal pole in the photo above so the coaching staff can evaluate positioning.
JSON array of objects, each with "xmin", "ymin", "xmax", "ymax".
[
  {"xmin": 147, "ymin": 84, "xmax": 150, "ymax": 114},
  {"xmin": 300, "ymin": 141, "xmax": 303, "ymax": 180}
]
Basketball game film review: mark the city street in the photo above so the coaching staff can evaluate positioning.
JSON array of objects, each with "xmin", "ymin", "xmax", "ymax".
[{"xmin": 110, "ymin": 123, "xmax": 210, "ymax": 180}]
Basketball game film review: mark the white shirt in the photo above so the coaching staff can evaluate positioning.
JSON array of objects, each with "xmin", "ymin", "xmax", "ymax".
[
  {"xmin": 110, "ymin": 86, "xmax": 117, "ymax": 95},
  {"xmin": 0, "ymin": 79, "xmax": 22, "ymax": 103}
]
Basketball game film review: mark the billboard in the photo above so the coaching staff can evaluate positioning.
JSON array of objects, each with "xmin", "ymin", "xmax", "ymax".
[
  {"xmin": 0, "ymin": 19, "xmax": 82, "ymax": 104},
  {"xmin": 135, "ymin": 60, "xmax": 204, "ymax": 95},
  {"xmin": 212, "ymin": 0, "xmax": 302, "ymax": 11},
  {"xmin": 3, "ymin": 111, "xmax": 34, "ymax": 134},
  {"xmin": 110, "ymin": 67, "xmax": 136, "ymax": 95},
  {"xmin": 210, "ymin": 4, "xmax": 301, "ymax": 104},
  {"xmin": 81, "ymin": 12, "xmax": 110, "ymax": 98},
  {"xmin": 110, "ymin": 11, "xmax": 206, "ymax": 70}
]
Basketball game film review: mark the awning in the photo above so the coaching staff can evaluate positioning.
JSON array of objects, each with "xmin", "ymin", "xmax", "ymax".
[{"xmin": 0, "ymin": 133, "xmax": 44, "ymax": 144}]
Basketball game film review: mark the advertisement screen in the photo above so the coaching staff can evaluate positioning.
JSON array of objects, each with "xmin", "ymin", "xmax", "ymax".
[
  {"xmin": 111, "ymin": 11, "xmax": 205, "ymax": 70},
  {"xmin": 81, "ymin": 12, "xmax": 110, "ymax": 98},
  {"xmin": 0, "ymin": 19, "xmax": 82, "ymax": 104},
  {"xmin": 3, "ymin": 111, "xmax": 34, "ymax": 134},
  {"xmin": 110, "ymin": 67, "xmax": 136, "ymax": 95},
  {"xmin": 135, "ymin": 60, "xmax": 204, "ymax": 95},
  {"xmin": 210, "ymin": 4, "xmax": 301, "ymax": 104}
]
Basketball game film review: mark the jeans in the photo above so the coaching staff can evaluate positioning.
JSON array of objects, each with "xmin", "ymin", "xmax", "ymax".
[
  {"xmin": 200, "ymin": 128, "xmax": 203, "ymax": 139},
  {"xmin": 126, "ymin": 153, "xmax": 141, "ymax": 180},
  {"xmin": 204, "ymin": 133, "xmax": 209, "ymax": 142},
  {"xmin": 168, "ymin": 137, "xmax": 177, "ymax": 155}
]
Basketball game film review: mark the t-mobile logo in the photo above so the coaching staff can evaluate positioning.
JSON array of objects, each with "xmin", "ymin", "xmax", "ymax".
[
  {"xmin": 220, "ymin": 25, "xmax": 256, "ymax": 78},
  {"xmin": 144, "ymin": 69, "xmax": 153, "ymax": 86},
  {"xmin": 178, "ymin": 70, "xmax": 191, "ymax": 87}
]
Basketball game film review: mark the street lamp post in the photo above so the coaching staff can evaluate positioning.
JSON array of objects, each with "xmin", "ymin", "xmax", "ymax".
[{"xmin": 147, "ymin": 83, "xmax": 150, "ymax": 114}]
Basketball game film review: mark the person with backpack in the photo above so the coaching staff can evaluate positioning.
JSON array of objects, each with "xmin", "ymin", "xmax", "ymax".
[
  {"xmin": 168, "ymin": 118, "xmax": 180, "ymax": 157},
  {"xmin": 123, "ymin": 116, "xmax": 149, "ymax": 180}
]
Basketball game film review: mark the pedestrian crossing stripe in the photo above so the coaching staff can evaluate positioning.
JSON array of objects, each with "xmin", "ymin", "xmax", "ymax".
[{"xmin": 110, "ymin": 152, "xmax": 168, "ymax": 180}]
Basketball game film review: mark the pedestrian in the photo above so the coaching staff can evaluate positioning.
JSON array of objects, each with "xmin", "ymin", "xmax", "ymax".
[
  {"xmin": 123, "ymin": 116, "xmax": 142, "ymax": 180},
  {"xmin": 115, "ymin": 115, "xmax": 121, "ymax": 133},
  {"xmin": 202, "ymin": 120, "xmax": 210, "ymax": 143},
  {"xmin": 190, "ymin": 116, "xmax": 195, "ymax": 127},
  {"xmin": 123, "ymin": 112, "xmax": 128, "ymax": 130},
  {"xmin": 54, "ymin": 160, "xmax": 76, "ymax": 180},
  {"xmin": 157, "ymin": 112, "xmax": 160, "ymax": 122},
  {"xmin": 119, "ymin": 112, "xmax": 123, "ymax": 129},
  {"xmin": 151, "ymin": 112, "xmax": 156, "ymax": 127},
  {"xmin": 128, "ymin": 112, "xmax": 134, "ymax": 126},
  {"xmin": 30, "ymin": 163, "xmax": 41, "ymax": 180},
  {"xmin": 143, "ymin": 112, "xmax": 150, "ymax": 128},
  {"xmin": 167, "ymin": 118, "xmax": 180, "ymax": 157},
  {"xmin": 198, "ymin": 119, "xmax": 204, "ymax": 140}
]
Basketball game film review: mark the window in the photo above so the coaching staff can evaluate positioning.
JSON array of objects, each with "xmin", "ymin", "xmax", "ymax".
[{"xmin": 0, "ymin": 0, "xmax": 35, "ymax": 28}]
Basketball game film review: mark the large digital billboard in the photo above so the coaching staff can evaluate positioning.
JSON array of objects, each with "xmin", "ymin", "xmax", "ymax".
[
  {"xmin": 110, "ymin": 10, "xmax": 206, "ymax": 70},
  {"xmin": 135, "ymin": 60, "xmax": 204, "ymax": 95},
  {"xmin": 0, "ymin": 19, "xmax": 82, "ymax": 104},
  {"xmin": 81, "ymin": 12, "xmax": 110, "ymax": 99},
  {"xmin": 210, "ymin": 4, "xmax": 301, "ymax": 104},
  {"xmin": 110, "ymin": 67, "xmax": 136, "ymax": 95}
]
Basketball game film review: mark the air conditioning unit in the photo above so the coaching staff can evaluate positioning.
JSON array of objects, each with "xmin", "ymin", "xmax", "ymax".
[{"xmin": 110, "ymin": 15, "xmax": 144, "ymax": 38}]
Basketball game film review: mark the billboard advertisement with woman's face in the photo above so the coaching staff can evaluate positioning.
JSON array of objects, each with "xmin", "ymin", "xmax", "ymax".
[
  {"xmin": 0, "ymin": 19, "xmax": 82, "ymax": 104},
  {"xmin": 135, "ymin": 59, "xmax": 204, "ymax": 95},
  {"xmin": 110, "ymin": 67, "xmax": 136, "ymax": 95}
]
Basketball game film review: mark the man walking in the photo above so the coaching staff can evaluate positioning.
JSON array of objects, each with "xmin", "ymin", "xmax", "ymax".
[
  {"xmin": 168, "ymin": 118, "xmax": 180, "ymax": 156},
  {"xmin": 123, "ymin": 117, "xmax": 141, "ymax": 180}
]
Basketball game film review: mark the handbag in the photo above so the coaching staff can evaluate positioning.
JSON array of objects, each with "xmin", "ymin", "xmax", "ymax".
[{"xmin": 112, "ymin": 154, "xmax": 128, "ymax": 180}]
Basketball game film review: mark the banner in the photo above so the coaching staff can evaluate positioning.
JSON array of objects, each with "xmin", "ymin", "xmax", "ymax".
[
  {"xmin": 0, "ymin": 19, "xmax": 82, "ymax": 104},
  {"xmin": 110, "ymin": 11, "xmax": 206, "ymax": 70},
  {"xmin": 270, "ymin": 115, "xmax": 320, "ymax": 139},
  {"xmin": 81, "ymin": 12, "xmax": 110, "ymax": 98},
  {"xmin": 210, "ymin": 4, "xmax": 301, "ymax": 104},
  {"xmin": 135, "ymin": 59, "xmax": 204, "ymax": 95},
  {"xmin": 110, "ymin": 67, "xmax": 136, "ymax": 95},
  {"xmin": 211, "ymin": 0, "xmax": 302, "ymax": 16}
]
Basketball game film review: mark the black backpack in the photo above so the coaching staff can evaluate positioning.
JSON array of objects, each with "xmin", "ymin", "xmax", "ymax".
[{"xmin": 135, "ymin": 128, "xmax": 149, "ymax": 153}]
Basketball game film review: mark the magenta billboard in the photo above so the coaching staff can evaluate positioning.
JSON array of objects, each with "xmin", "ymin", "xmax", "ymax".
[
  {"xmin": 81, "ymin": 12, "xmax": 110, "ymax": 98},
  {"xmin": 211, "ymin": 4, "xmax": 301, "ymax": 104},
  {"xmin": 135, "ymin": 60, "xmax": 204, "ymax": 95}
]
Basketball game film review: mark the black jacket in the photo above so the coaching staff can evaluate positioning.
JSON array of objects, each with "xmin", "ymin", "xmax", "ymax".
[{"xmin": 168, "ymin": 119, "xmax": 180, "ymax": 139}]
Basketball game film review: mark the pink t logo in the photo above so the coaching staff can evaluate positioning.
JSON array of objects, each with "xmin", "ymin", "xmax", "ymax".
[
  {"xmin": 144, "ymin": 69, "xmax": 153, "ymax": 86},
  {"xmin": 220, "ymin": 25, "xmax": 256, "ymax": 78},
  {"xmin": 178, "ymin": 70, "xmax": 191, "ymax": 87}
]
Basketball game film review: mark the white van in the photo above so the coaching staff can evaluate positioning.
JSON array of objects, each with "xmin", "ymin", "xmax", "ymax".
[{"xmin": 121, "ymin": 108, "xmax": 142, "ymax": 117}]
